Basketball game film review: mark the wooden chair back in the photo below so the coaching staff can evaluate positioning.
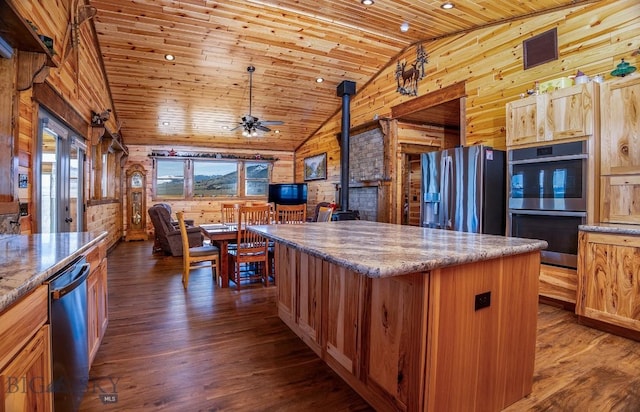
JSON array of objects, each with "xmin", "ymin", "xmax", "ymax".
[
  {"xmin": 221, "ymin": 202, "xmax": 242, "ymax": 225},
  {"xmin": 229, "ymin": 204, "xmax": 272, "ymax": 288},
  {"xmin": 316, "ymin": 206, "xmax": 333, "ymax": 222},
  {"xmin": 276, "ymin": 203, "xmax": 307, "ymax": 224},
  {"xmin": 177, "ymin": 211, "xmax": 219, "ymax": 289}
]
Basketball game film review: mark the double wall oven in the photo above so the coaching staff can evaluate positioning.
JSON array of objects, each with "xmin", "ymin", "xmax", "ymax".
[{"xmin": 508, "ymin": 140, "xmax": 588, "ymax": 269}]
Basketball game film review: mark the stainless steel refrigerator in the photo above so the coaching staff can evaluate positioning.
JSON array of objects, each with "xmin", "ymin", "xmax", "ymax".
[{"xmin": 421, "ymin": 145, "xmax": 506, "ymax": 235}]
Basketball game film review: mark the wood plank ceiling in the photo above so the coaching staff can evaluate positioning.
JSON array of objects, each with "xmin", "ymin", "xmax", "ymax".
[{"xmin": 91, "ymin": 0, "xmax": 593, "ymax": 151}]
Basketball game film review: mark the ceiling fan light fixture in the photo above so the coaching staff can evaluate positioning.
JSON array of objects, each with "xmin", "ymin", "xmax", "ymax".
[{"xmin": 251, "ymin": 131, "xmax": 258, "ymax": 137}]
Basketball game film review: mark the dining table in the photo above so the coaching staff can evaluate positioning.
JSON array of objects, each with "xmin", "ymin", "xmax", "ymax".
[{"xmin": 199, "ymin": 223, "xmax": 238, "ymax": 288}]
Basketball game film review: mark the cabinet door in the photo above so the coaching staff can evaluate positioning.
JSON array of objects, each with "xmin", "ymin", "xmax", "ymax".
[
  {"xmin": 601, "ymin": 76, "xmax": 640, "ymax": 175},
  {"xmin": 275, "ymin": 244, "xmax": 296, "ymax": 327},
  {"xmin": 601, "ymin": 175, "xmax": 640, "ymax": 224},
  {"xmin": 546, "ymin": 82, "xmax": 596, "ymax": 142},
  {"xmin": 577, "ymin": 232, "xmax": 640, "ymax": 331},
  {"xmin": 87, "ymin": 260, "xmax": 108, "ymax": 367},
  {"xmin": 0, "ymin": 326, "xmax": 52, "ymax": 412},
  {"xmin": 506, "ymin": 95, "xmax": 544, "ymax": 147},
  {"xmin": 296, "ymin": 253, "xmax": 323, "ymax": 355},
  {"xmin": 364, "ymin": 274, "xmax": 426, "ymax": 411},
  {"xmin": 324, "ymin": 265, "xmax": 362, "ymax": 375}
]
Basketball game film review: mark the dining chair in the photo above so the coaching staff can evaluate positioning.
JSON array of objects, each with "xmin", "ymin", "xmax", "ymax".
[
  {"xmin": 275, "ymin": 203, "xmax": 307, "ymax": 224},
  {"xmin": 228, "ymin": 204, "xmax": 271, "ymax": 289},
  {"xmin": 177, "ymin": 211, "xmax": 219, "ymax": 289},
  {"xmin": 221, "ymin": 202, "xmax": 242, "ymax": 225},
  {"xmin": 316, "ymin": 206, "xmax": 334, "ymax": 222}
]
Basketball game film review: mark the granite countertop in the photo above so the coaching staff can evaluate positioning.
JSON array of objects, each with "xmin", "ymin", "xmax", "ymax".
[
  {"xmin": 579, "ymin": 223, "xmax": 640, "ymax": 236},
  {"xmin": 0, "ymin": 231, "xmax": 107, "ymax": 313},
  {"xmin": 250, "ymin": 220, "xmax": 547, "ymax": 278}
]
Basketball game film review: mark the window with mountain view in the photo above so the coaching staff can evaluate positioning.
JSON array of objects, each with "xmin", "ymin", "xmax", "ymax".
[
  {"xmin": 154, "ymin": 158, "xmax": 271, "ymax": 199},
  {"xmin": 194, "ymin": 161, "xmax": 238, "ymax": 197}
]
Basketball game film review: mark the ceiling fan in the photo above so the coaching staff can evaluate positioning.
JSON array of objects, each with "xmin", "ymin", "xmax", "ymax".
[{"xmin": 231, "ymin": 66, "xmax": 284, "ymax": 136}]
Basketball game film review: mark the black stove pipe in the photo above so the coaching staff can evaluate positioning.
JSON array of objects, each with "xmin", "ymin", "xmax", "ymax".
[{"xmin": 337, "ymin": 80, "xmax": 356, "ymax": 212}]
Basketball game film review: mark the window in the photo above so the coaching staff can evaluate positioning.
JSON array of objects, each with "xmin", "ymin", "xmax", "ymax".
[
  {"xmin": 156, "ymin": 160, "xmax": 185, "ymax": 198},
  {"xmin": 154, "ymin": 158, "xmax": 272, "ymax": 200},
  {"xmin": 193, "ymin": 161, "xmax": 237, "ymax": 197},
  {"xmin": 245, "ymin": 162, "xmax": 269, "ymax": 196}
]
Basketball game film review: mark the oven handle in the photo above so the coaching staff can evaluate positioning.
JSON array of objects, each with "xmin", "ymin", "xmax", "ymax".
[
  {"xmin": 509, "ymin": 153, "xmax": 588, "ymax": 165},
  {"xmin": 509, "ymin": 209, "xmax": 586, "ymax": 217}
]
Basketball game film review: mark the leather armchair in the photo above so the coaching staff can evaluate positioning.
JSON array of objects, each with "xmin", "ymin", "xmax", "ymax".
[{"xmin": 148, "ymin": 205, "xmax": 203, "ymax": 256}]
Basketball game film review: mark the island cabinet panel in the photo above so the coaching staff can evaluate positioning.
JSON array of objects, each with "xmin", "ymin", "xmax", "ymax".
[
  {"xmin": 324, "ymin": 265, "xmax": 363, "ymax": 376},
  {"xmin": 297, "ymin": 252, "xmax": 324, "ymax": 354},
  {"xmin": 275, "ymin": 244, "xmax": 323, "ymax": 356},
  {"xmin": 425, "ymin": 252, "xmax": 539, "ymax": 412},
  {"xmin": 362, "ymin": 273, "xmax": 427, "ymax": 411},
  {"xmin": 276, "ymin": 244, "xmax": 296, "ymax": 327},
  {"xmin": 577, "ymin": 231, "xmax": 640, "ymax": 337}
]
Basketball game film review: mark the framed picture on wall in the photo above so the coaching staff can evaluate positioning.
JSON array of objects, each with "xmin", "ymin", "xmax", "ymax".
[{"xmin": 303, "ymin": 153, "xmax": 327, "ymax": 181}]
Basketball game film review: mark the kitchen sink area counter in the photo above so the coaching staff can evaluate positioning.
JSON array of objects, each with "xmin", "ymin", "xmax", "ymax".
[
  {"xmin": 252, "ymin": 220, "xmax": 547, "ymax": 412},
  {"xmin": 0, "ymin": 231, "xmax": 107, "ymax": 312}
]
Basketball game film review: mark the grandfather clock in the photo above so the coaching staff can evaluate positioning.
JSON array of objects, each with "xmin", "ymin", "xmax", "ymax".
[{"xmin": 125, "ymin": 164, "xmax": 148, "ymax": 241}]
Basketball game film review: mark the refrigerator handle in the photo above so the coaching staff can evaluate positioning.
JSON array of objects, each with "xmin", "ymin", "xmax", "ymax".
[{"xmin": 442, "ymin": 155, "xmax": 452, "ymax": 229}]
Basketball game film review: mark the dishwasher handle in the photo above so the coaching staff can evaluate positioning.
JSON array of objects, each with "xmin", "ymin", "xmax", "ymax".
[{"xmin": 51, "ymin": 263, "xmax": 91, "ymax": 300}]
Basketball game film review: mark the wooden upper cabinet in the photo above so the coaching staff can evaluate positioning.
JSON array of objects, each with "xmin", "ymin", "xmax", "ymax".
[
  {"xmin": 600, "ymin": 76, "xmax": 640, "ymax": 176},
  {"xmin": 506, "ymin": 82, "xmax": 598, "ymax": 148},
  {"xmin": 545, "ymin": 82, "xmax": 596, "ymax": 141},
  {"xmin": 506, "ymin": 95, "xmax": 543, "ymax": 147}
]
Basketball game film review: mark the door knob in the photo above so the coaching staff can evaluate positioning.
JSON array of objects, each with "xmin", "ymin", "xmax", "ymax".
[{"xmin": 65, "ymin": 217, "xmax": 73, "ymax": 223}]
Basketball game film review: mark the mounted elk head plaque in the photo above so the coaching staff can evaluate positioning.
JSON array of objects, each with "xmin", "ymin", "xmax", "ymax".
[{"xmin": 395, "ymin": 44, "xmax": 428, "ymax": 96}]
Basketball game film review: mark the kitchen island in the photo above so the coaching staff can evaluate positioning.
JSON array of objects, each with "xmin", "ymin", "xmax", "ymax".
[{"xmin": 250, "ymin": 220, "xmax": 547, "ymax": 412}]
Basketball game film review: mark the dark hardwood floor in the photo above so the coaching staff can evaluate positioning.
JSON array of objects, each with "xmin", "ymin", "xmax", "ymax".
[{"xmin": 80, "ymin": 240, "xmax": 640, "ymax": 411}]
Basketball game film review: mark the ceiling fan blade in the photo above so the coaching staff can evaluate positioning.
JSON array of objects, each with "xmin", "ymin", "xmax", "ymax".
[
  {"xmin": 230, "ymin": 125, "xmax": 242, "ymax": 131},
  {"xmin": 256, "ymin": 125, "xmax": 271, "ymax": 132},
  {"xmin": 260, "ymin": 120, "xmax": 284, "ymax": 126}
]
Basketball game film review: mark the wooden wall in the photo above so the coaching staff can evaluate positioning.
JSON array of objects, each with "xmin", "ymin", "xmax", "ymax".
[
  {"xmin": 296, "ymin": 0, "xmax": 640, "ymax": 213},
  {"xmin": 124, "ymin": 145, "xmax": 294, "ymax": 239},
  {"xmin": 11, "ymin": 0, "xmax": 122, "ymax": 247}
]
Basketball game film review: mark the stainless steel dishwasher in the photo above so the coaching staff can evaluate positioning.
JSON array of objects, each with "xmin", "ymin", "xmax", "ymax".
[{"xmin": 46, "ymin": 255, "xmax": 91, "ymax": 412}]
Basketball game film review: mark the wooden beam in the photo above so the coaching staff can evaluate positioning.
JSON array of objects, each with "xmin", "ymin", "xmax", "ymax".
[{"xmin": 391, "ymin": 82, "xmax": 466, "ymax": 119}]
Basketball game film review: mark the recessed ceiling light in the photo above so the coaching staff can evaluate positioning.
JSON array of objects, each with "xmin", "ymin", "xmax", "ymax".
[
  {"xmin": 164, "ymin": 54, "xmax": 175, "ymax": 61},
  {"xmin": 400, "ymin": 22, "xmax": 410, "ymax": 32},
  {"xmin": 361, "ymin": 0, "xmax": 374, "ymax": 5},
  {"xmin": 222, "ymin": 126, "xmax": 228, "ymax": 129},
  {"xmin": 441, "ymin": 2, "xmax": 455, "ymax": 9},
  {"xmin": 316, "ymin": 77, "xmax": 324, "ymax": 83},
  {"xmin": 162, "ymin": 121, "xmax": 170, "ymax": 126},
  {"xmin": 275, "ymin": 130, "xmax": 280, "ymax": 134}
]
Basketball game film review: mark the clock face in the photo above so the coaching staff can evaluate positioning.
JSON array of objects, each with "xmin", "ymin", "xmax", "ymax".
[{"xmin": 131, "ymin": 172, "xmax": 143, "ymax": 188}]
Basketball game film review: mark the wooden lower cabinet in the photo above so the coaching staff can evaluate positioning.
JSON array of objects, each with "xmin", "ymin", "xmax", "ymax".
[
  {"xmin": 85, "ymin": 240, "xmax": 109, "ymax": 367},
  {"xmin": 275, "ymin": 244, "xmax": 540, "ymax": 411},
  {"xmin": 538, "ymin": 264, "xmax": 577, "ymax": 305},
  {"xmin": 0, "ymin": 286, "xmax": 52, "ymax": 411},
  {"xmin": 577, "ymin": 231, "xmax": 640, "ymax": 338}
]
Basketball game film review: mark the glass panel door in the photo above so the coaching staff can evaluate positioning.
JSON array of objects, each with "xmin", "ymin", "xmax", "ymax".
[{"xmin": 37, "ymin": 108, "xmax": 85, "ymax": 233}]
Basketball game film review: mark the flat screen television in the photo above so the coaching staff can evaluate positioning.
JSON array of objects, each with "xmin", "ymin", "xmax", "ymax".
[{"xmin": 268, "ymin": 183, "xmax": 308, "ymax": 205}]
